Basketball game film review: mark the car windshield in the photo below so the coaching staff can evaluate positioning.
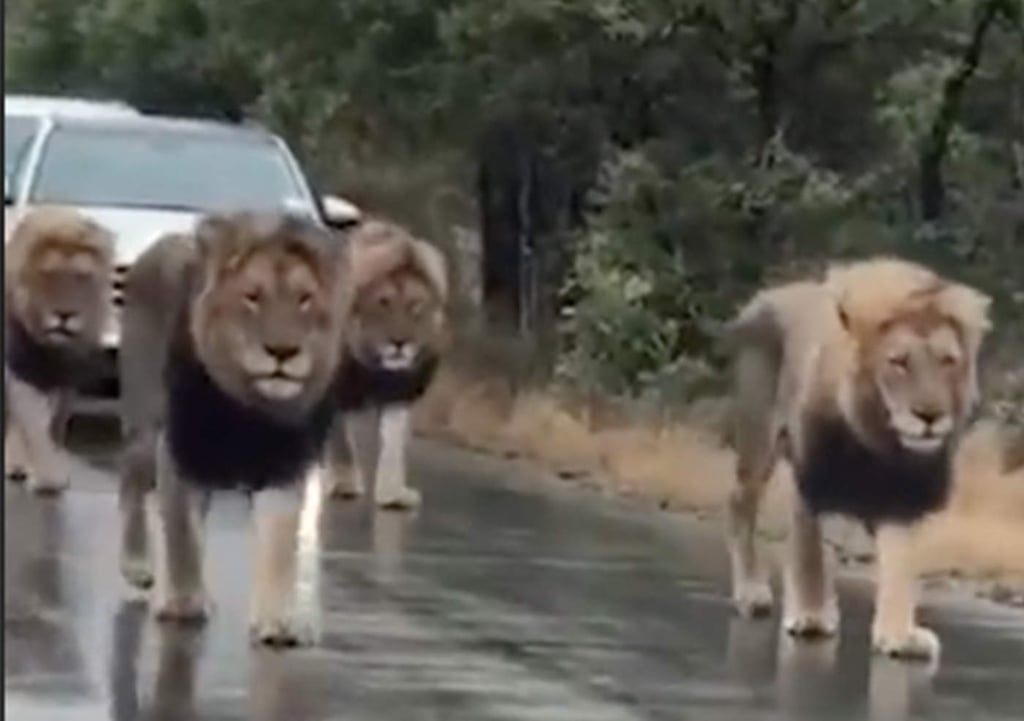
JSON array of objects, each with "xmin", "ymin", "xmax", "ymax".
[
  {"xmin": 28, "ymin": 124, "xmax": 310, "ymax": 213},
  {"xmin": 5, "ymin": 114, "xmax": 42, "ymax": 188}
]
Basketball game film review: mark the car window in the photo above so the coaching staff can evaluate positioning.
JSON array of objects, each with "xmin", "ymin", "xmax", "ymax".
[
  {"xmin": 4, "ymin": 114, "xmax": 42, "ymax": 189},
  {"xmin": 28, "ymin": 125, "xmax": 310, "ymax": 214}
]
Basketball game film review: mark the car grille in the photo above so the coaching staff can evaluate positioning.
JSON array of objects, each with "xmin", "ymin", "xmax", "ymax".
[{"xmin": 112, "ymin": 264, "xmax": 129, "ymax": 307}]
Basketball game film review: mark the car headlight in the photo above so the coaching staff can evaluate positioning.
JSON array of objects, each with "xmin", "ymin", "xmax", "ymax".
[{"xmin": 102, "ymin": 311, "xmax": 121, "ymax": 348}]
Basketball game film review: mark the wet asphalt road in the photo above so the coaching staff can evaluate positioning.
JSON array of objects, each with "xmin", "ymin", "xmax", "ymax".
[{"xmin": 4, "ymin": 435, "xmax": 1024, "ymax": 721}]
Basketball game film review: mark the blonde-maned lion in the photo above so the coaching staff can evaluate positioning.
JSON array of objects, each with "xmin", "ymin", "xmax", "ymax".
[
  {"xmin": 117, "ymin": 211, "xmax": 350, "ymax": 646},
  {"xmin": 322, "ymin": 218, "xmax": 449, "ymax": 511},
  {"xmin": 724, "ymin": 257, "xmax": 991, "ymax": 662},
  {"xmin": 4, "ymin": 206, "xmax": 114, "ymax": 494}
]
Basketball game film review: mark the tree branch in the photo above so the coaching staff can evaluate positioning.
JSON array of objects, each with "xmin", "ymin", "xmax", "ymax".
[{"xmin": 918, "ymin": 0, "xmax": 1004, "ymax": 222}]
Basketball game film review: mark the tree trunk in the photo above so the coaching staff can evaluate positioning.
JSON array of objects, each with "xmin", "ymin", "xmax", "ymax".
[{"xmin": 918, "ymin": 0, "xmax": 1003, "ymax": 222}]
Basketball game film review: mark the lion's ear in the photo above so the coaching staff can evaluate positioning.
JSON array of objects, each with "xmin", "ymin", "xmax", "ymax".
[
  {"xmin": 410, "ymin": 239, "xmax": 449, "ymax": 303},
  {"xmin": 939, "ymin": 283, "xmax": 992, "ymax": 336},
  {"xmin": 938, "ymin": 282, "xmax": 993, "ymax": 368},
  {"xmin": 82, "ymin": 219, "xmax": 116, "ymax": 261},
  {"xmin": 194, "ymin": 213, "xmax": 240, "ymax": 272},
  {"xmin": 836, "ymin": 301, "xmax": 852, "ymax": 332}
]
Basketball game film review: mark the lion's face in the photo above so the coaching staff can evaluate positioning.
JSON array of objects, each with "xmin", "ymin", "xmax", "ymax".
[
  {"xmin": 343, "ymin": 220, "xmax": 448, "ymax": 373},
  {"xmin": 7, "ymin": 210, "xmax": 113, "ymax": 350},
  {"xmin": 349, "ymin": 269, "xmax": 446, "ymax": 371},
  {"xmin": 189, "ymin": 214, "xmax": 348, "ymax": 417},
  {"xmin": 856, "ymin": 313, "xmax": 972, "ymax": 456}
]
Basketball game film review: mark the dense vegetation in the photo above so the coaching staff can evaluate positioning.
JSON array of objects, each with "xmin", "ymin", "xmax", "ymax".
[{"xmin": 7, "ymin": 0, "xmax": 1023, "ymax": 406}]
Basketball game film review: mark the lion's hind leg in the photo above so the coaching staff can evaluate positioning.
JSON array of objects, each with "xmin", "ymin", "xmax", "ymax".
[
  {"xmin": 249, "ymin": 486, "xmax": 311, "ymax": 647},
  {"xmin": 783, "ymin": 498, "xmax": 839, "ymax": 638},
  {"xmin": 727, "ymin": 348, "xmax": 781, "ymax": 618},
  {"xmin": 871, "ymin": 523, "xmax": 939, "ymax": 661}
]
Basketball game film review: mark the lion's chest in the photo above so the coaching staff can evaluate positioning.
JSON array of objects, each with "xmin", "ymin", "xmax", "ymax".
[
  {"xmin": 164, "ymin": 346, "xmax": 334, "ymax": 491},
  {"xmin": 3, "ymin": 314, "xmax": 93, "ymax": 393},
  {"xmin": 335, "ymin": 355, "xmax": 439, "ymax": 411},
  {"xmin": 797, "ymin": 415, "xmax": 953, "ymax": 524}
]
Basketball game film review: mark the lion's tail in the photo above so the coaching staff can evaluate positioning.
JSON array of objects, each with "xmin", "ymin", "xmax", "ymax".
[
  {"xmin": 721, "ymin": 291, "xmax": 784, "ymax": 356},
  {"xmin": 720, "ymin": 290, "xmax": 791, "ymax": 452}
]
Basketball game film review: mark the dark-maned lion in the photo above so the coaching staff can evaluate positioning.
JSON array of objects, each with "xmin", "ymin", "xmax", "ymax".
[
  {"xmin": 117, "ymin": 211, "xmax": 350, "ymax": 646},
  {"xmin": 4, "ymin": 206, "xmax": 114, "ymax": 493},
  {"xmin": 724, "ymin": 257, "xmax": 991, "ymax": 661},
  {"xmin": 322, "ymin": 219, "xmax": 449, "ymax": 511}
]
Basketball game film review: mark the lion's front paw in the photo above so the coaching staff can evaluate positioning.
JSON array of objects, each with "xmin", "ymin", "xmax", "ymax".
[
  {"xmin": 376, "ymin": 486, "xmax": 421, "ymax": 511},
  {"xmin": 5, "ymin": 464, "xmax": 28, "ymax": 483},
  {"xmin": 327, "ymin": 482, "xmax": 364, "ymax": 501},
  {"xmin": 784, "ymin": 605, "xmax": 840, "ymax": 638},
  {"xmin": 733, "ymin": 581, "xmax": 774, "ymax": 618},
  {"xmin": 153, "ymin": 592, "xmax": 210, "ymax": 625},
  {"xmin": 120, "ymin": 555, "xmax": 154, "ymax": 590},
  {"xmin": 249, "ymin": 614, "xmax": 314, "ymax": 648},
  {"xmin": 324, "ymin": 468, "xmax": 365, "ymax": 501},
  {"xmin": 872, "ymin": 625, "xmax": 940, "ymax": 661}
]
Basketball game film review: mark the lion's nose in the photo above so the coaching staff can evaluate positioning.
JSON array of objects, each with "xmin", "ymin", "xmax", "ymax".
[
  {"xmin": 913, "ymin": 408, "xmax": 941, "ymax": 427},
  {"xmin": 265, "ymin": 343, "xmax": 300, "ymax": 363},
  {"xmin": 55, "ymin": 311, "xmax": 76, "ymax": 325}
]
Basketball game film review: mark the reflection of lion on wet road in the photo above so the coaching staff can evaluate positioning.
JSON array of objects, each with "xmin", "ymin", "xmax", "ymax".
[
  {"xmin": 118, "ymin": 211, "xmax": 350, "ymax": 646},
  {"xmin": 724, "ymin": 258, "xmax": 991, "ymax": 661}
]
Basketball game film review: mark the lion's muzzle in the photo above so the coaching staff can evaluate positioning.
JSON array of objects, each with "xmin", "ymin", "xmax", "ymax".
[
  {"xmin": 42, "ymin": 311, "xmax": 83, "ymax": 343},
  {"xmin": 243, "ymin": 344, "xmax": 315, "ymax": 401},
  {"xmin": 890, "ymin": 407, "xmax": 954, "ymax": 455},
  {"xmin": 378, "ymin": 341, "xmax": 418, "ymax": 371}
]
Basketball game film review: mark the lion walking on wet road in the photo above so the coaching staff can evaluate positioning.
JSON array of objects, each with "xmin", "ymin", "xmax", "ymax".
[
  {"xmin": 117, "ymin": 211, "xmax": 351, "ymax": 645},
  {"xmin": 724, "ymin": 258, "xmax": 991, "ymax": 661}
]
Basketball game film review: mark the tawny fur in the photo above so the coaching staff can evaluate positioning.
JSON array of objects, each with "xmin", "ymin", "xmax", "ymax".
[
  {"xmin": 348, "ymin": 218, "xmax": 449, "ymax": 302},
  {"xmin": 324, "ymin": 218, "xmax": 450, "ymax": 510},
  {"xmin": 117, "ymin": 212, "xmax": 350, "ymax": 647},
  {"xmin": 4, "ymin": 206, "xmax": 114, "ymax": 494},
  {"xmin": 724, "ymin": 256, "xmax": 991, "ymax": 662}
]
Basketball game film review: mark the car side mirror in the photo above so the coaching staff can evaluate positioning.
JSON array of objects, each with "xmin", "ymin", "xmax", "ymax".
[
  {"xmin": 3, "ymin": 174, "xmax": 13, "ymax": 206},
  {"xmin": 321, "ymin": 194, "xmax": 362, "ymax": 230}
]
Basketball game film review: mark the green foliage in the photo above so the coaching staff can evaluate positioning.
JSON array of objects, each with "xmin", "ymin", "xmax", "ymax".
[{"xmin": 5, "ymin": 0, "xmax": 1022, "ymax": 406}]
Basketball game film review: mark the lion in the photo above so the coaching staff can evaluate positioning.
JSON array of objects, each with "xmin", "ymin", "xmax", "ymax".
[
  {"xmin": 116, "ymin": 211, "xmax": 350, "ymax": 646},
  {"xmin": 321, "ymin": 218, "xmax": 449, "ymax": 511},
  {"xmin": 4, "ymin": 206, "xmax": 115, "ymax": 494},
  {"xmin": 723, "ymin": 257, "xmax": 991, "ymax": 662}
]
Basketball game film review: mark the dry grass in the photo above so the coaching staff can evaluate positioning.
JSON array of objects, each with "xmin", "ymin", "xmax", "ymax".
[
  {"xmin": 415, "ymin": 366, "xmax": 1024, "ymax": 583},
  {"xmin": 919, "ymin": 423, "xmax": 1024, "ymax": 579}
]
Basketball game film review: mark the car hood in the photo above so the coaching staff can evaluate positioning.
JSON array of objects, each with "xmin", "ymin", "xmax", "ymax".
[
  {"xmin": 4, "ymin": 204, "xmax": 201, "ymax": 263},
  {"xmin": 70, "ymin": 206, "xmax": 202, "ymax": 265}
]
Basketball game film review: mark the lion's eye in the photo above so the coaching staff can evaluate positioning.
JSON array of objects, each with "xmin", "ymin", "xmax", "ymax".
[
  {"xmin": 244, "ymin": 290, "xmax": 262, "ymax": 310},
  {"xmin": 888, "ymin": 354, "xmax": 910, "ymax": 371},
  {"xmin": 939, "ymin": 354, "xmax": 958, "ymax": 368},
  {"xmin": 297, "ymin": 292, "xmax": 313, "ymax": 311},
  {"xmin": 377, "ymin": 295, "xmax": 392, "ymax": 309}
]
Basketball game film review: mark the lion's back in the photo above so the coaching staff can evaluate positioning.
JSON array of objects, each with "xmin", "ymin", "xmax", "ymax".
[
  {"xmin": 726, "ymin": 280, "xmax": 843, "ymax": 436},
  {"xmin": 119, "ymin": 233, "xmax": 196, "ymax": 436}
]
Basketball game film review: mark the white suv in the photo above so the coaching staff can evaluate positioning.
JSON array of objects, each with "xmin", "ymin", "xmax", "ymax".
[
  {"xmin": 3, "ymin": 111, "xmax": 361, "ymax": 411},
  {"xmin": 5, "ymin": 94, "xmax": 141, "ymax": 227}
]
